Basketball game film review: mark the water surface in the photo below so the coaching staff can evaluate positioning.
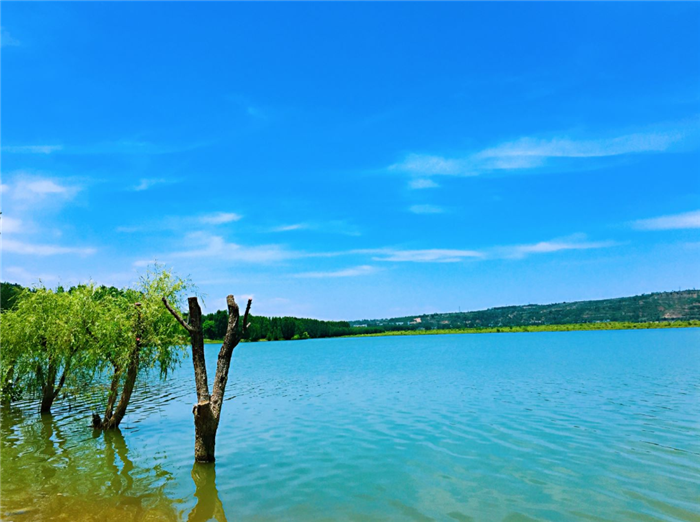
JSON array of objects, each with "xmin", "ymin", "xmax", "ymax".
[{"xmin": 2, "ymin": 329, "xmax": 699, "ymax": 521}]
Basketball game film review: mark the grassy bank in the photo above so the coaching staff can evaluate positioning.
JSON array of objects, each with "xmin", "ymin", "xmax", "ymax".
[{"xmin": 344, "ymin": 320, "xmax": 700, "ymax": 339}]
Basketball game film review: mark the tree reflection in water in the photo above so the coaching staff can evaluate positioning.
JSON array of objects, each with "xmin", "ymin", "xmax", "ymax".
[
  {"xmin": 1, "ymin": 406, "xmax": 231, "ymax": 521},
  {"xmin": 188, "ymin": 463, "xmax": 228, "ymax": 522},
  {"xmin": 0, "ymin": 408, "xmax": 181, "ymax": 521}
]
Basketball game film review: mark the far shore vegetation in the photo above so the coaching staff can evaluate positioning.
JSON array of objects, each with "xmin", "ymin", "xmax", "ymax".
[
  {"xmin": 342, "ymin": 320, "xmax": 700, "ymax": 339},
  {"xmin": 202, "ymin": 319, "xmax": 700, "ymax": 344}
]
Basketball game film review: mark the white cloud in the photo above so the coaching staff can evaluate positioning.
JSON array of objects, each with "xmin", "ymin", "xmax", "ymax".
[
  {"xmin": 0, "ymin": 184, "xmax": 8, "ymax": 194},
  {"xmin": 2, "ymin": 267, "xmax": 60, "ymax": 286},
  {"xmin": 371, "ymin": 249, "xmax": 482, "ymax": 263},
  {"xmin": 23, "ymin": 179, "xmax": 69, "ymax": 195},
  {"xmin": 477, "ymin": 132, "xmax": 680, "ymax": 160},
  {"xmin": 269, "ymin": 221, "xmax": 360, "ymax": 236},
  {"xmin": 199, "ymin": 212, "xmax": 243, "ymax": 225},
  {"xmin": 355, "ymin": 235, "xmax": 614, "ymax": 263},
  {"xmin": 390, "ymin": 126, "xmax": 687, "ymax": 179},
  {"xmin": 632, "ymin": 210, "xmax": 700, "ymax": 231},
  {"xmin": 391, "ymin": 154, "xmax": 472, "ymax": 176},
  {"xmin": 272, "ymin": 223, "xmax": 309, "ymax": 232},
  {"xmin": 172, "ymin": 233, "xmax": 297, "ymax": 263},
  {"xmin": 3, "ymin": 238, "xmax": 96, "ymax": 256},
  {"xmin": 294, "ymin": 265, "xmax": 377, "ymax": 278},
  {"xmin": 1, "ymin": 145, "xmax": 63, "ymax": 154},
  {"xmin": 0, "ymin": 216, "xmax": 23, "ymax": 234},
  {"xmin": 498, "ymin": 237, "xmax": 617, "ymax": 259},
  {"xmin": 6, "ymin": 175, "xmax": 81, "ymax": 202},
  {"xmin": 409, "ymin": 204, "xmax": 444, "ymax": 214},
  {"xmin": 408, "ymin": 178, "xmax": 440, "ymax": 190}
]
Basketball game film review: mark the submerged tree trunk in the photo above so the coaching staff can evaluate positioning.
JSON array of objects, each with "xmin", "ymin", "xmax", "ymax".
[
  {"xmin": 39, "ymin": 362, "xmax": 57, "ymax": 414},
  {"xmin": 37, "ymin": 354, "xmax": 72, "ymax": 414},
  {"xmin": 163, "ymin": 294, "xmax": 251, "ymax": 462},
  {"xmin": 93, "ymin": 304, "xmax": 143, "ymax": 430}
]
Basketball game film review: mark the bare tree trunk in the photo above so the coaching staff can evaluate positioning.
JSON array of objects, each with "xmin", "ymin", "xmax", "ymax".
[{"xmin": 163, "ymin": 294, "xmax": 251, "ymax": 463}]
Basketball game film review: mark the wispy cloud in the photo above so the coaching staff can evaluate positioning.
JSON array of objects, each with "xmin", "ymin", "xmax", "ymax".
[
  {"xmin": 0, "ymin": 216, "xmax": 24, "ymax": 235},
  {"xmin": 3, "ymin": 238, "xmax": 96, "ymax": 256},
  {"xmin": 1, "ymin": 145, "xmax": 63, "ymax": 154},
  {"xmin": 172, "ymin": 233, "xmax": 297, "ymax": 263},
  {"xmin": 391, "ymin": 154, "xmax": 472, "ymax": 176},
  {"xmin": 271, "ymin": 223, "xmax": 309, "ymax": 232},
  {"xmin": 409, "ymin": 204, "xmax": 444, "ymax": 215},
  {"xmin": 199, "ymin": 212, "xmax": 242, "ymax": 225},
  {"xmin": 132, "ymin": 178, "xmax": 185, "ymax": 191},
  {"xmin": 354, "ymin": 235, "xmax": 614, "ymax": 263},
  {"xmin": 4, "ymin": 174, "xmax": 81, "ymax": 203},
  {"xmin": 390, "ymin": 125, "xmax": 690, "ymax": 180},
  {"xmin": 409, "ymin": 178, "xmax": 440, "ymax": 190},
  {"xmin": 118, "ymin": 211, "xmax": 243, "ymax": 233},
  {"xmin": 1, "ymin": 28, "xmax": 20, "ymax": 48},
  {"xmin": 268, "ymin": 220, "xmax": 361, "ymax": 236},
  {"xmin": 294, "ymin": 265, "xmax": 377, "ymax": 278},
  {"xmin": 370, "ymin": 249, "xmax": 482, "ymax": 263},
  {"xmin": 4, "ymin": 139, "xmax": 205, "ymax": 157},
  {"xmin": 3, "ymin": 267, "xmax": 61, "ymax": 286},
  {"xmin": 632, "ymin": 210, "xmax": 700, "ymax": 231},
  {"xmin": 496, "ymin": 236, "xmax": 617, "ymax": 259},
  {"xmin": 478, "ymin": 132, "xmax": 679, "ymax": 161}
]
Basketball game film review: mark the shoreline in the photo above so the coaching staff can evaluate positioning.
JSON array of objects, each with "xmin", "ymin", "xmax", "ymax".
[
  {"xmin": 343, "ymin": 320, "xmax": 700, "ymax": 338},
  {"xmin": 203, "ymin": 320, "xmax": 700, "ymax": 344}
]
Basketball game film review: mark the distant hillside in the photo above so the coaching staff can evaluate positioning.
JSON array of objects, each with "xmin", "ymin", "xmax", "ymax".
[{"xmin": 350, "ymin": 290, "xmax": 700, "ymax": 331}]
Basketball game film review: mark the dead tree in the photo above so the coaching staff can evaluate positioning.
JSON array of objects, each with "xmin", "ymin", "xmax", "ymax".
[{"xmin": 162, "ymin": 294, "xmax": 251, "ymax": 462}]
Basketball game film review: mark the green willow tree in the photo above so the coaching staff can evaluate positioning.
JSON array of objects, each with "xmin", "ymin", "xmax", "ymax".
[
  {"xmin": 0, "ymin": 284, "xmax": 103, "ymax": 413},
  {"xmin": 92, "ymin": 265, "xmax": 191, "ymax": 430}
]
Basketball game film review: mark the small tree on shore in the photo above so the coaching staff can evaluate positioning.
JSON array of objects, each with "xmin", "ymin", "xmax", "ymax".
[{"xmin": 163, "ymin": 293, "xmax": 251, "ymax": 462}]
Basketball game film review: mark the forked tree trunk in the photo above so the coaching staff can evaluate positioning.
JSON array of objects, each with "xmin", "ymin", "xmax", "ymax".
[
  {"xmin": 93, "ymin": 304, "xmax": 143, "ymax": 430},
  {"xmin": 163, "ymin": 294, "xmax": 251, "ymax": 462}
]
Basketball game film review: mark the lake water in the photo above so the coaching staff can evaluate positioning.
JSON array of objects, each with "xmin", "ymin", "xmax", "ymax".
[{"xmin": 2, "ymin": 329, "xmax": 699, "ymax": 521}]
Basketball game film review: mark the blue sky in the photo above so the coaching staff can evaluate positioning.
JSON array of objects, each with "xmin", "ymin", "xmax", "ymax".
[{"xmin": 2, "ymin": 2, "xmax": 699, "ymax": 320}]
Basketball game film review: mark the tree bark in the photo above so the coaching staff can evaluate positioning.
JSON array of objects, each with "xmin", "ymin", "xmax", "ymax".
[
  {"xmin": 163, "ymin": 294, "xmax": 251, "ymax": 463},
  {"xmin": 93, "ymin": 305, "xmax": 143, "ymax": 430},
  {"xmin": 39, "ymin": 361, "xmax": 57, "ymax": 414}
]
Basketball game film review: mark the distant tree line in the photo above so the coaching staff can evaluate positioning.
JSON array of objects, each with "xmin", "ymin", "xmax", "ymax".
[
  {"xmin": 351, "ymin": 290, "xmax": 700, "ymax": 331},
  {"xmin": 201, "ymin": 311, "xmax": 384, "ymax": 341}
]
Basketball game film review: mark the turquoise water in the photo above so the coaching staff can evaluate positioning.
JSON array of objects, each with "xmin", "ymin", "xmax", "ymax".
[{"xmin": 2, "ymin": 329, "xmax": 699, "ymax": 521}]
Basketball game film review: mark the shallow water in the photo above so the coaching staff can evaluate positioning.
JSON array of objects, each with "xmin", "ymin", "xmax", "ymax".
[{"xmin": 2, "ymin": 329, "xmax": 699, "ymax": 521}]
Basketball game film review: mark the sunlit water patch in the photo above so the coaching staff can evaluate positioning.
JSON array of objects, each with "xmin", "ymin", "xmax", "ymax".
[{"xmin": 2, "ymin": 329, "xmax": 699, "ymax": 521}]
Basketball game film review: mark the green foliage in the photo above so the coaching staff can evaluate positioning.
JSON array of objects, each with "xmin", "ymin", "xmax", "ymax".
[
  {"xmin": 200, "ymin": 312, "xmax": 383, "ymax": 342},
  {"xmin": 1, "ymin": 282, "xmax": 26, "ymax": 312},
  {"xmin": 351, "ymin": 290, "xmax": 700, "ymax": 331},
  {"xmin": 0, "ymin": 265, "xmax": 192, "ymax": 411},
  {"xmin": 129, "ymin": 264, "xmax": 192, "ymax": 377},
  {"xmin": 0, "ymin": 284, "xmax": 104, "ymax": 402}
]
